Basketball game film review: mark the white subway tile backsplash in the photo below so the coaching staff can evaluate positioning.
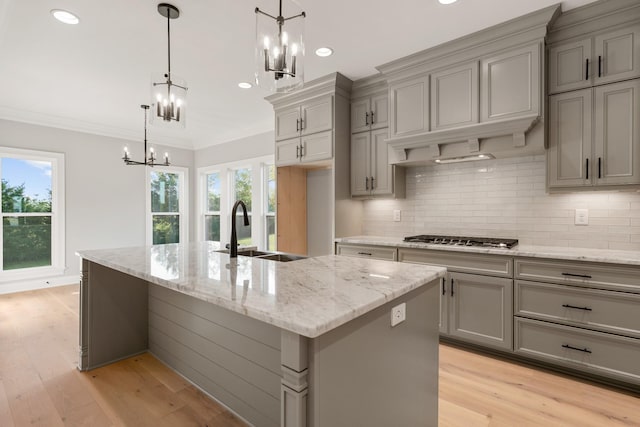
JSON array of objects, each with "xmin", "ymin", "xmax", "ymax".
[{"xmin": 362, "ymin": 156, "xmax": 640, "ymax": 250}]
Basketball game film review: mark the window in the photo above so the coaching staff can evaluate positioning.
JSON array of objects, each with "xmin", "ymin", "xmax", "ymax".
[
  {"xmin": 197, "ymin": 156, "xmax": 275, "ymax": 251},
  {"xmin": 147, "ymin": 167, "xmax": 188, "ymax": 245},
  {"xmin": 0, "ymin": 147, "xmax": 65, "ymax": 280}
]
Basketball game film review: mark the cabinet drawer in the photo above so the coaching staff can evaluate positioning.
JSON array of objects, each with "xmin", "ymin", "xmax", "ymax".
[
  {"xmin": 515, "ymin": 318, "xmax": 640, "ymax": 385},
  {"xmin": 515, "ymin": 280, "xmax": 640, "ymax": 339},
  {"xmin": 336, "ymin": 244, "xmax": 397, "ymax": 261},
  {"xmin": 398, "ymin": 248, "xmax": 512, "ymax": 277},
  {"xmin": 515, "ymin": 258, "xmax": 640, "ymax": 293}
]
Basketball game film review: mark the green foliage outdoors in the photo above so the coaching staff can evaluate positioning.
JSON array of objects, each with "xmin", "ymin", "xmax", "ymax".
[
  {"xmin": 1, "ymin": 179, "xmax": 52, "ymax": 270},
  {"xmin": 150, "ymin": 172, "xmax": 180, "ymax": 244}
]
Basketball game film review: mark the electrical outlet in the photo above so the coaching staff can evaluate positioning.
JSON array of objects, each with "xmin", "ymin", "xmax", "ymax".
[
  {"xmin": 575, "ymin": 209, "xmax": 589, "ymax": 226},
  {"xmin": 393, "ymin": 209, "xmax": 401, "ymax": 222},
  {"xmin": 391, "ymin": 302, "xmax": 406, "ymax": 327}
]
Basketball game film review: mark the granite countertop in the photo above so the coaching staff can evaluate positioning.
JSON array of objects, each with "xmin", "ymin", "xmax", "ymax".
[
  {"xmin": 335, "ymin": 236, "xmax": 640, "ymax": 266},
  {"xmin": 76, "ymin": 242, "xmax": 445, "ymax": 338}
]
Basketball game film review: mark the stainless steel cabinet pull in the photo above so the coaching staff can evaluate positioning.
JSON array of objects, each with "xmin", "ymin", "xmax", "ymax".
[
  {"xmin": 442, "ymin": 278, "xmax": 446, "ymax": 296},
  {"xmin": 598, "ymin": 55, "xmax": 602, "ymax": 77},
  {"xmin": 561, "ymin": 272, "xmax": 592, "ymax": 279},
  {"xmin": 365, "ymin": 112, "xmax": 369, "ymax": 126},
  {"xmin": 562, "ymin": 344, "xmax": 592, "ymax": 354},
  {"xmin": 371, "ymin": 176, "xmax": 375, "ymax": 189},
  {"xmin": 371, "ymin": 110, "xmax": 375, "ymax": 124},
  {"xmin": 365, "ymin": 177, "xmax": 369, "ymax": 190},
  {"xmin": 450, "ymin": 278, "xmax": 454, "ymax": 297},
  {"xmin": 585, "ymin": 58, "xmax": 589, "ymax": 80},
  {"xmin": 562, "ymin": 304, "xmax": 592, "ymax": 311},
  {"xmin": 296, "ymin": 145, "xmax": 300, "ymax": 158},
  {"xmin": 598, "ymin": 157, "xmax": 602, "ymax": 179},
  {"xmin": 585, "ymin": 158, "xmax": 589, "ymax": 180},
  {"xmin": 299, "ymin": 144, "xmax": 304, "ymax": 158},
  {"xmin": 357, "ymin": 252, "xmax": 372, "ymax": 256},
  {"xmin": 300, "ymin": 118, "xmax": 304, "ymax": 131}
]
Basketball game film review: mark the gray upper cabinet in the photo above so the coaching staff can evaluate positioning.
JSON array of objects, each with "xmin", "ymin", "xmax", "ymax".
[
  {"xmin": 351, "ymin": 93, "xmax": 389, "ymax": 134},
  {"xmin": 389, "ymin": 75, "xmax": 430, "ymax": 138},
  {"xmin": 350, "ymin": 128, "xmax": 401, "ymax": 197},
  {"xmin": 548, "ymin": 79, "xmax": 640, "ymax": 188},
  {"xmin": 481, "ymin": 44, "xmax": 540, "ymax": 122},
  {"xmin": 275, "ymin": 106, "xmax": 302, "ymax": 141},
  {"xmin": 430, "ymin": 61, "xmax": 479, "ymax": 131},
  {"xmin": 275, "ymin": 95, "xmax": 333, "ymax": 142},
  {"xmin": 549, "ymin": 24, "xmax": 640, "ymax": 95}
]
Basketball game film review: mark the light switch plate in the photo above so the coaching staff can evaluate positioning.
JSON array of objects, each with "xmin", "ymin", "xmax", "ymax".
[
  {"xmin": 575, "ymin": 209, "xmax": 589, "ymax": 226},
  {"xmin": 393, "ymin": 210, "xmax": 401, "ymax": 222}
]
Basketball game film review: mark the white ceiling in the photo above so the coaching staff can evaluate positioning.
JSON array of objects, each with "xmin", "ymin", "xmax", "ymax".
[{"xmin": 0, "ymin": 0, "xmax": 598, "ymax": 150}]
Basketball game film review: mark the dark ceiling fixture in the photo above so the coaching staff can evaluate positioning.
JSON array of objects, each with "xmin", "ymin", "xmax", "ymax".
[{"xmin": 123, "ymin": 105, "xmax": 170, "ymax": 167}]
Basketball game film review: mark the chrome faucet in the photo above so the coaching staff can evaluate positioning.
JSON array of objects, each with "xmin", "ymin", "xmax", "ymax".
[{"xmin": 229, "ymin": 200, "xmax": 249, "ymax": 258}]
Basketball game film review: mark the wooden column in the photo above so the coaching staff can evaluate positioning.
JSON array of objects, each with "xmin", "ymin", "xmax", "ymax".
[{"xmin": 277, "ymin": 166, "xmax": 307, "ymax": 255}]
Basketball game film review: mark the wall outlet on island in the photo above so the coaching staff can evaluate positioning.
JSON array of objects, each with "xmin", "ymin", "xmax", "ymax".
[
  {"xmin": 393, "ymin": 210, "xmax": 401, "ymax": 222},
  {"xmin": 391, "ymin": 303, "xmax": 406, "ymax": 327},
  {"xmin": 575, "ymin": 208, "xmax": 589, "ymax": 226}
]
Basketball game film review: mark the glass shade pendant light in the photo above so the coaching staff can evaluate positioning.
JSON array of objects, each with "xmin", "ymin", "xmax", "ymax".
[
  {"xmin": 123, "ymin": 105, "xmax": 171, "ymax": 167},
  {"xmin": 255, "ymin": 0, "xmax": 306, "ymax": 92},
  {"xmin": 151, "ymin": 3, "xmax": 187, "ymax": 127}
]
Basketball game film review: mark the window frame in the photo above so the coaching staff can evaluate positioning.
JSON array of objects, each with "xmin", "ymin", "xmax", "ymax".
[
  {"xmin": 196, "ymin": 155, "xmax": 275, "ymax": 251},
  {"xmin": 0, "ymin": 147, "xmax": 65, "ymax": 282},
  {"xmin": 145, "ymin": 166, "xmax": 189, "ymax": 246}
]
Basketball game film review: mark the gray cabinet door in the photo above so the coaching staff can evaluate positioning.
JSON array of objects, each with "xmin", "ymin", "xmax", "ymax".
[
  {"xmin": 594, "ymin": 79, "xmax": 640, "ymax": 186},
  {"xmin": 301, "ymin": 96, "xmax": 333, "ymax": 136},
  {"xmin": 594, "ymin": 25, "xmax": 640, "ymax": 86},
  {"xmin": 370, "ymin": 128, "xmax": 392, "ymax": 196},
  {"xmin": 548, "ymin": 39, "xmax": 592, "ymax": 94},
  {"xmin": 389, "ymin": 75, "xmax": 430, "ymax": 138},
  {"xmin": 275, "ymin": 138, "xmax": 301, "ymax": 166},
  {"xmin": 440, "ymin": 275, "xmax": 449, "ymax": 335},
  {"xmin": 300, "ymin": 130, "xmax": 333, "ymax": 164},
  {"xmin": 350, "ymin": 132, "xmax": 370, "ymax": 196},
  {"xmin": 351, "ymin": 98, "xmax": 370, "ymax": 134},
  {"xmin": 448, "ymin": 272, "xmax": 513, "ymax": 350},
  {"xmin": 547, "ymin": 89, "xmax": 593, "ymax": 188},
  {"xmin": 370, "ymin": 93, "xmax": 389, "ymax": 130},
  {"xmin": 481, "ymin": 44, "xmax": 540, "ymax": 122},
  {"xmin": 430, "ymin": 61, "xmax": 479, "ymax": 130},
  {"xmin": 275, "ymin": 107, "xmax": 300, "ymax": 141}
]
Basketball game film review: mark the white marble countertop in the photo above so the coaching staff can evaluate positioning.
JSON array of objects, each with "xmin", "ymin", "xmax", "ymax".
[
  {"xmin": 335, "ymin": 236, "xmax": 640, "ymax": 266},
  {"xmin": 76, "ymin": 242, "xmax": 445, "ymax": 338}
]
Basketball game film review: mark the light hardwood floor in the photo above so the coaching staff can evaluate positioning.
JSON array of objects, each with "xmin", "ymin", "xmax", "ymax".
[{"xmin": 1, "ymin": 285, "xmax": 638, "ymax": 426}]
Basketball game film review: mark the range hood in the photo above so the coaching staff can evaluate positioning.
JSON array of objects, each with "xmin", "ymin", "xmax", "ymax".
[{"xmin": 387, "ymin": 114, "xmax": 545, "ymax": 166}]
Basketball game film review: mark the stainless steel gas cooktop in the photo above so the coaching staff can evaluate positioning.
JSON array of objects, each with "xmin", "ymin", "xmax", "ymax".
[{"xmin": 403, "ymin": 234, "xmax": 518, "ymax": 249}]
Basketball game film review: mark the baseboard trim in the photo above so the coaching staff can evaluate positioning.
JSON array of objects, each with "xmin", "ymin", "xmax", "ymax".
[{"xmin": 0, "ymin": 274, "xmax": 79, "ymax": 295}]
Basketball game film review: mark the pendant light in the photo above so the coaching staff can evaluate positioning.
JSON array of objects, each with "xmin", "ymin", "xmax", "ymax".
[
  {"xmin": 151, "ymin": 3, "xmax": 187, "ymax": 127},
  {"xmin": 255, "ymin": 0, "xmax": 306, "ymax": 92},
  {"xmin": 123, "ymin": 105, "xmax": 171, "ymax": 167}
]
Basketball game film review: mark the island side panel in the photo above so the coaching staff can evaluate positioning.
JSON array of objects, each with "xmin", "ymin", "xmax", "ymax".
[
  {"xmin": 148, "ymin": 285, "xmax": 282, "ymax": 427},
  {"xmin": 308, "ymin": 279, "xmax": 440, "ymax": 427},
  {"xmin": 79, "ymin": 260, "xmax": 149, "ymax": 370}
]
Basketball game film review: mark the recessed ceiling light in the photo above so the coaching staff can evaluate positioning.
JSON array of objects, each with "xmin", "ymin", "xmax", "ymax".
[
  {"xmin": 51, "ymin": 9, "xmax": 80, "ymax": 25},
  {"xmin": 315, "ymin": 47, "xmax": 334, "ymax": 57},
  {"xmin": 238, "ymin": 82, "xmax": 253, "ymax": 89},
  {"xmin": 438, "ymin": 0, "xmax": 458, "ymax": 4}
]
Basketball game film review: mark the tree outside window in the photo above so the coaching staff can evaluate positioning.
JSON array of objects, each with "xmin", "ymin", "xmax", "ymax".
[
  {"xmin": 233, "ymin": 168, "xmax": 252, "ymax": 246},
  {"xmin": 150, "ymin": 171, "xmax": 180, "ymax": 244}
]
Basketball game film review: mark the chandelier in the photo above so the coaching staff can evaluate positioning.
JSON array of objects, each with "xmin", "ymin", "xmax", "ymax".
[
  {"xmin": 123, "ymin": 105, "xmax": 170, "ymax": 167},
  {"xmin": 255, "ymin": 0, "xmax": 306, "ymax": 92},
  {"xmin": 151, "ymin": 3, "xmax": 187, "ymax": 127}
]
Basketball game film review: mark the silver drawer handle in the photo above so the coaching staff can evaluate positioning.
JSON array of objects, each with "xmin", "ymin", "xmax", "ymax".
[
  {"xmin": 562, "ymin": 344, "xmax": 592, "ymax": 354},
  {"xmin": 357, "ymin": 252, "xmax": 372, "ymax": 256},
  {"xmin": 562, "ymin": 304, "xmax": 592, "ymax": 311},
  {"xmin": 561, "ymin": 272, "xmax": 592, "ymax": 279}
]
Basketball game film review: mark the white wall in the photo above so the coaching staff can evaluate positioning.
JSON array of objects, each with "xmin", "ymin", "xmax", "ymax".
[
  {"xmin": 362, "ymin": 155, "xmax": 640, "ymax": 251},
  {"xmin": 194, "ymin": 131, "xmax": 274, "ymax": 168},
  {"xmin": 0, "ymin": 119, "xmax": 194, "ymax": 290}
]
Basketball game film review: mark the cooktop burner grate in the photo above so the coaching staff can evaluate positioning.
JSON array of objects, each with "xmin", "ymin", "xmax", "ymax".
[{"xmin": 403, "ymin": 234, "xmax": 518, "ymax": 249}]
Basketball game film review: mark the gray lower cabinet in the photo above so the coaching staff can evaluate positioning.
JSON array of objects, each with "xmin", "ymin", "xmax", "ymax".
[
  {"xmin": 335, "ymin": 243, "xmax": 397, "ymax": 261},
  {"xmin": 398, "ymin": 248, "xmax": 513, "ymax": 351}
]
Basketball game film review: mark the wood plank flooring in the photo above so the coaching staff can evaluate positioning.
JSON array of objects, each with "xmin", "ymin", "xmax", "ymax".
[{"xmin": 1, "ymin": 284, "xmax": 638, "ymax": 426}]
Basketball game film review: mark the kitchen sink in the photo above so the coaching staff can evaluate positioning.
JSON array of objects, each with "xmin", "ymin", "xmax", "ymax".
[
  {"xmin": 257, "ymin": 253, "xmax": 306, "ymax": 262},
  {"xmin": 215, "ymin": 248, "xmax": 305, "ymax": 262},
  {"xmin": 215, "ymin": 249, "xmax": 272, "ymax": 257}
]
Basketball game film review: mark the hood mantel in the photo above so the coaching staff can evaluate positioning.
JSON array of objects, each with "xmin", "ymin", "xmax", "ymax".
[{"xmin": 388, "ymin": 114, "xmax": 541, "ymax": 163}]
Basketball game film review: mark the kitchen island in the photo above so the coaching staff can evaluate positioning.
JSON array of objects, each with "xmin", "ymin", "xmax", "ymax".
[{"xmin": 76, "ymin": 242, "xmax": 446, "ymax": 427}]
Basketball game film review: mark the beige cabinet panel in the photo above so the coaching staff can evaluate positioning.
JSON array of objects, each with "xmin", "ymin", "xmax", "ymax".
[
  {"xmin": 398, "ymin": 248, "xmax": 513, "ymax": 277},
  {"xmin": 350, "ymin": 132, "xmax": 370, "ymax": 196},
  {"xmin": 430, "ymin": 61, "xmax": 479, "ymax": 130},
  {"xmin": 594, "ymin": 79, "xmax": 640, "ymax": 186},
  {"xmin": 275, "ymin": 138, "xmax": 303, "ymax": 166},
  {"xmin": 301, "ymin": 96, "xmax": 333, "ymax": 136},
  {"xmin": 351, "ymin": 93, "xmax": 389, "ymax": 134},
  {"xmin": 370, "ymin": 93, "xmax": 389, "ymax": 130},
  {"xmin": 448, "ymin": 272, "xmax": 513, "ymax": 350},
  {"xmin": 335, "ymin": 243, "xmax": 397, "ymax": 261},
  {"xmin": 594, "ymin": 25, "xmax": 640, "ymax": 86},
  {"xmin": 481, "ymin": 44, "xmax": 540, "ymax": 121},
  {"xmin": 275, "ymin": 107, "xmax": 302, "ymax": 141},
  {"xmin": 370, "ymin": 128, "xmax": 392, "ymax": 195},
  {"xmin": 389, "ymin": 75, "xmax": 430, "ymax": 138},
  {"xmin": 547, "ymin": 89, "xmax": 592, "ymax": 188},
  {"xmin": 548, "ymin": 39, "xmax": 592, "ymax": 94},
  {"xmin": 350, "ymin": 98, "xmax": 370, "ymax": 134},
  {"xmin": 301, "ymin": 130, "xmax": 333, "ymax": 164}
]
